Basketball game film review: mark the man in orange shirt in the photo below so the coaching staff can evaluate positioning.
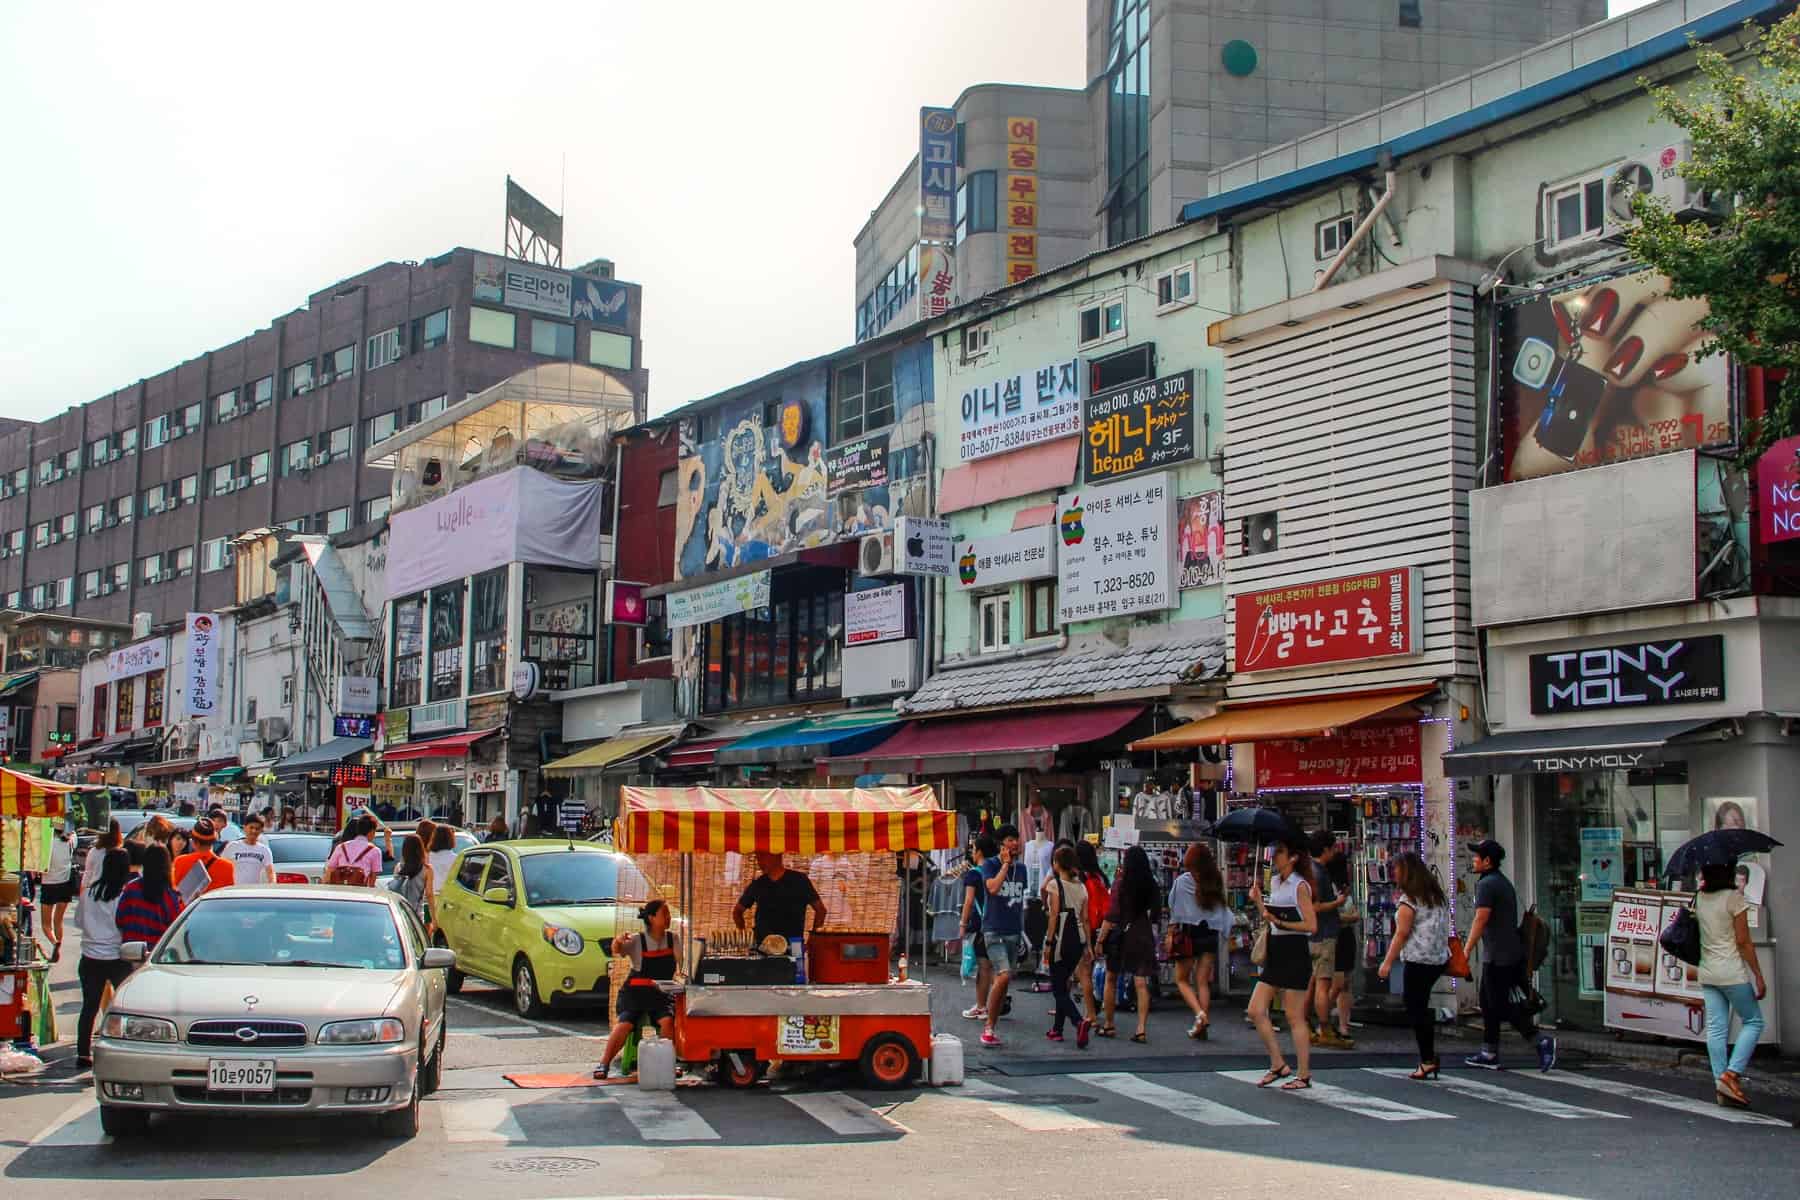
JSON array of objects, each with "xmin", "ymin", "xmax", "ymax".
[{"xmin": 173, "ymin": 818, "xmax": 236, "ymax": 897}]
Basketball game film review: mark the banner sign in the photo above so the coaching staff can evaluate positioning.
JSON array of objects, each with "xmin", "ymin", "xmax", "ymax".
[
  {"xmin": 954, "ymin": 525, "xmax": 1056, "ymax": 591},
  {"xmin": 334, "ymin": 715, "xmax": 376, "ymax": 739},
  {"xmin": 1756, "ymin": 434, "xmax": 1800, "ymax": 545},
  {"xmin": 1234, "ymin": 567, "xmax": 1421, "ymax": 673},
  {"xmin": 183, "ymin": 614, "xmax": 221, "ymax": 718},
  {"xmin": 825, "ymin": 432, "xmax": 890, "ymax": 498},
  {"xmin": 337, "ymin": 676, "xmax": 379, "ymax": 716},
  {"xmin": 918, "ymin": 107, "xmax": 958, "ymax": 243},
  {"xmin": 1252, "ymin": 722, "xmax": 1423, "ymax": 790},
  {"xmin": 107, "ymin": 639, "xmax": 167, "ymax": 682},
  {"xmin": 388, "ymin": 466, "xmax": 604, "ymax": 597},
  {"xmin": 666, "ymin": 570, "xmax": 771, "ymax": 629},
  {"xmin": 1177, "ymin": 492, "xmax": 1225, "ymax": 589},
  {"xmin": 845, "ymin": 584, "xmax": 908, "ymax": 646},
  {"xmin": 607, "ymin": 580, "xmax": 648, "ymax": 626},
  {"xmin": 1528, "ymin": 635, "xmax": 1725, "ymax": 714},
  {"xmin": 920, "ymin": 244, "xmax": 954, "ymax": 319},
  {"xmin": 1056, "ymin": 471, "xmax": 1178, "ymax": 623},
  {"xmin": 1083, "ymin": 370, "xmax": 1198, "ymax": 482},
  {"xmin": 1004, "ymin": 116, "xmax": 1039, "ymax": 283},
  {"xmin": 571, "ymin": 275, "xmax": 631, "ymax": 331},
  {"xmin": 960, "ymin": 358, "xmax": 1081, "ymax": 461},
  {"xmin": 473, "ymin": 253, "xmax": 571, "ymax": 317},
  {"xmin": 896, "ymin": 516, "xmax": 952, "ymax": 576}
]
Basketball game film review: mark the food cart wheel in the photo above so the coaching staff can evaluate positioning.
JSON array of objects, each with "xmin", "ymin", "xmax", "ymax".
[
  {"xmin": 713, "ymin": 1051, "xmax": 765, "ymax": 1088},
  {"xmin": 858, "ymin": 1033, "xmax": 920, "ymax": 1089}
]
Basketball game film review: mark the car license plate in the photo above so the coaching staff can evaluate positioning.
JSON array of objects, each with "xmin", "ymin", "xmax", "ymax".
[{"xmin": 207, "ymin": 1059, "xmax": 276, "ymax": 1091}]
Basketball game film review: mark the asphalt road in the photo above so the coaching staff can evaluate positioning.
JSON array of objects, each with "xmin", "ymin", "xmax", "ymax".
[{"xmin": 5, "ymin": 955, "xmax": 1798, "ymax": 1199}]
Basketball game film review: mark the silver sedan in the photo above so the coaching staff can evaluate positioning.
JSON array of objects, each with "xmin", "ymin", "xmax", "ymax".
[{"xmin": 92, "ymin": 886, "xmax": 452, "ymax": 1138}]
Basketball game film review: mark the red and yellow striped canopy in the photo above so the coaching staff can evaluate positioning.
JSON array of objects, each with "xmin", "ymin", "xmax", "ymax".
[
  {"xmin": 0, "ymin": 766, "xmax": 78, "ymax": 820},
  {"xmin": 616, "ymin": 786, "xmax": 954, "ymax": 855}
]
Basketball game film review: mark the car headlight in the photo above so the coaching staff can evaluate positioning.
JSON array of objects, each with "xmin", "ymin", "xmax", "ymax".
[
  {"xmin": 543, "ymin": 924, "xmax": 585, "ymax": 956},
  {"xmin": 100, "ymin": 1013, "xmax": 177, "ymax": 1043},
  {"xmin": 317, "ymin": 1018, "xmax": 406, "ymax": 1045}
]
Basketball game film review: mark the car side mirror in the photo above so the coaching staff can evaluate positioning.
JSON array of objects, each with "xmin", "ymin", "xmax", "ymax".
[
  {"xmin": 120, "ymin": 941, "xmax": 147, "ymax": 963},
  {"xmin": 421, "ymin": 947, "xmax": 456, "ymax": 970},
  {"xmin": 482, "ymin": 887, "xmax": 513, "ymax": 905}
]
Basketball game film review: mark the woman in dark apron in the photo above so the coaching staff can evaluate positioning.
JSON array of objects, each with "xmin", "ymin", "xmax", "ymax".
[{"xmin": 594, "ymin": 899, "xmax": 680, "ymax": 1080}]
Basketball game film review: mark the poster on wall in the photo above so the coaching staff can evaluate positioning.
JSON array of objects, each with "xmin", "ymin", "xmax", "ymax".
[
  {"xmin": 1055, "ymin": 471, "xmax": 1178, "ymax": 623},
  {"xmin": 1495, "ymin": 269, "xmax": 1731, "ymax": 482},
  {"xmin": 845, "ymin": 584, "xmax": 907, "ymax": 646},
  {"xmin": 1083, "ymin": 369, "xmax": 1198, "ymax": 483},
  {"xmin": 825, "ymin": 433, "xmax": 890, "ymax": 498},
  {"xmin": 183, "ymin": 613, "xmax": 221, "ymax": 718},
  {"xmin": 959, "ymin": 358, "xmax": 1081, "ymax": 461},
  {"xmin": 1233, "ymin": 567, "xmax": 1420, "ymax": 673},
  {"xmin": 1704, "ymin": 795, "xmax": 1769, "ymax": 926},
  {"xmin": 1579, "ymin": 826, "xmax": 1624, "ymax": 901},
  {"xmin": 1176, "ymin": 492, "xmax": 1224, "ymax": 589}
]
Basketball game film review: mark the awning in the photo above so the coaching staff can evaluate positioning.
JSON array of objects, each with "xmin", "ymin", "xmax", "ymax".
[
  {"xmin": 274, "ymin": 735, "xmax": 374, "ymax": 778},
  {"xmin": 821, "ymin": 705, "xmax": 1142, "ymax": 776},
  {"xmin": 937, "ymin": 437, "xmax": 1080, "ymax": 515},
  {"xmin": 0, "ymin": 765, "xmax": 84, "ymax": 819},
  {"xmin": 662, "ymin": 719, "xmax": 803, "ymax": 771},
  {"xmin": 208, "ymin": 765, "xmax": 247, "ymax": 785},
  {"xmin": 715, "ymin": 713, "xmax": 900, "ymax": 767},
  {"xmin": 380, "ymin": 728, "xmax": 499, "ymax": 762},
  {"xmin": 543, "ymin": 731, "xmax": 679, "ymax": 775},
  {"xmin": 615, "ymin": 785, "xmax": 954, "ymax": 854},
  {"xmin": 138, "ymin": 756, "xmax": 238, "ymax": 780},
  {"xmin": 663, "ymin": 737, "xmax": 739, "ymax": 770},
  {"xmin": 1441, "ymin": 719, "xmax": 1726, "ymax": 778},
  {"xmin": 61, "ymin": 732, "xmax": 161, "ymax": 765},
  {"xmin": 1129, "ymin": 687, "xmax": 1434, "ymax": 750},
  {"xmin": 0, "ymin": 670, "xmax": 38, "ymax": 699}
]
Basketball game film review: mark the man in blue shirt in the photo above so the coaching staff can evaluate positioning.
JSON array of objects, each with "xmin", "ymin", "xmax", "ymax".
[{"xmin": 980, "ymin": 825, "xmax": 1028, "ymax": 1047}]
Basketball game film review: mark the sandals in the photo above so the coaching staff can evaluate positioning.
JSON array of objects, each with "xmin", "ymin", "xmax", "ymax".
[
  {"xmin": 1096, "ymin": 1024, "xmax": 1118, "ymax": 1038},
  {"xmin": 1408, "ymin": 1063, "xmax": 1440, "ymax": 1081},
  {"xmin": 1255, "ymin": 1065, "xmax": 1292, "ymax": 1088},
  {"xmin": 1129, "ymin": 1032, "xmax": 1147, "ymax": 1044},
  {"xmin": 592, "ymin": 1063, "xmax": 610, "ymax": 1080},
  {"xmin": 1280, "ymin": 1075, "xmax": 1314, "ymax": 1091}
]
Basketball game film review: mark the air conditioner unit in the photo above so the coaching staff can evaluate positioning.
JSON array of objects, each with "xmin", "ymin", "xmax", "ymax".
[
  {"xmin": 1604, "ymin": 142, "xmax": 1725, "ymax": 236},
  {"xmin": 276, "ymin": 740, "xmax": 301, "ymax": 758},
  {"xmin": 100, "ymin": 582, "xmax": 115, "ymax": 595},
  {"xmin": 109, "ymin": 449, "xmax": 122, "ymax": 462},
  {"xmin": 169, "ymin": 426, "xmax": 187, "ymax": 440},
  {"xmin": 258, "ymin": 716, "xmax": 290, "ymax": 743},
  {"xmin": 0, "ymin": 548, "xmax": 9, "ymax": 560},
  {"xmin": 311, "ymin": 453, "xmax": 330, "ymax": 467},
  {"xmin": 103, "ymin": 514, "xmax": 118, "ymax": 528},
  {"xmin": 47, "ymin": 532, "xmax": 61, "ymax": 545},
  {"xmin": 858, "ymin": 531, "xmax": 896, "ymax": 576}
]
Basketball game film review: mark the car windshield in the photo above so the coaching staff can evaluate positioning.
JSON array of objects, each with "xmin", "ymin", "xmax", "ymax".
[
  {"xmin": 266, "ymin": 834, "xmax": 335, "ymax": 863},
  {"xmin": 521, "ymin": 852, "xmax": 619, "ymax": 907},
  {"xmin": 155, "ymin": 898, "xmax": 406, "ymax": 970}
]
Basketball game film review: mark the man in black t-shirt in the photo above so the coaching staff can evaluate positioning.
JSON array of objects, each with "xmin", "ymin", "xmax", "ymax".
[{"xmin": 733, "ymin": 852, "xmax": 827, "ymax": 947}]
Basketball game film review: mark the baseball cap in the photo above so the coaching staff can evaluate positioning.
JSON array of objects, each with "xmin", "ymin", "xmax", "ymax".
[
  {"xmin": 1467, "ymin": 838, "xmax": 1505, "ymax": 864},
  {"xmin": 190, "ymin": 818, "xmax": 217, "ymax": 843}
]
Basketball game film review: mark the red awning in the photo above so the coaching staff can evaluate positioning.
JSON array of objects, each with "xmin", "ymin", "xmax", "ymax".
[
  {"xmin": 663, "ymin": 736, "xmax": 738, "ymax": 771},
  {"xmin": 821, "ymin": 705, "xmax": 1142, "ymax": 776},
  {"xmin": 137, "ymin": 756, "xmax": 239, "ymax": 780},
  {"xmin": 382, "ymin": 728, "xmax": 501, "ymax": 761},
  {"xmin": 938, "ymin": 437, "xmax": 1080, "ymax": 514}
]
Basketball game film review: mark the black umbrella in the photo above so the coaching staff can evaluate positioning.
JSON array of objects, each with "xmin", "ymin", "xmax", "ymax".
[
  {"xmin": 1211, "ymin": 806, "xmax": 1296, "ymax": 844},
  {"xmin": 1665, "ymin": 829, "xmax": 1783, "ymax": 877}
]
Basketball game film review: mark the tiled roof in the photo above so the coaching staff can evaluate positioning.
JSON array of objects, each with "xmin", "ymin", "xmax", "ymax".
[{"xmin": 898, "ymin": 618, "xmax": 1226, "ymax": 715}]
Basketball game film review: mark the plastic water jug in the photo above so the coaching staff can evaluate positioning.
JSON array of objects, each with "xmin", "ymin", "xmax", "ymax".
[
  {"xmin": 928, "ymin": 1033, "xmax": 964, "ymax": 1087},
  {"xmin": 636, "ymin": 1033, "xmax": 677, "ymax": 1090}
]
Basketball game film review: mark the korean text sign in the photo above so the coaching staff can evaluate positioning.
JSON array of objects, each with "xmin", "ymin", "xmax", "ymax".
[
  {"xmin": 1234, "ymin": 567, "xmax": 1420, "ymax": 672},
  {"xmin": 1083, "ymin": 370, "xmax": 1198, "ymax": 482},
  {"xmin": 1252, "ymin": 722, "xmax": 1423, "ymax": 789},
  {"xmin": 1055, "ymin": 471, "xmax": 1178, "ymax": 623},
  {"xmin": 960, "ymin": 358, "xmax": 1080, "ymax": 461},
  {"xmin": 183, "ymin": 613, "xmax": 221, "ymax": 718},
  {"xmin": 918, "ymin": 108, "xmax": 957, "ymax": 242}
]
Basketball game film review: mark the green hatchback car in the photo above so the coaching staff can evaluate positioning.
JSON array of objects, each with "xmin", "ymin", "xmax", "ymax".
[{"xmin": 433, "ymin": 840, "xmax": 646, "ymax": 1017}]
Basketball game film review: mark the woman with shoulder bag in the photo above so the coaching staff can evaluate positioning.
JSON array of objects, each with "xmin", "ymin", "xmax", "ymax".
[
  {"xmin": 1167, "ymin": 843, "xmax": 1231, "ymax": 1040},
  {"xmin": 1376, "ymin": 852, "xmax": 1451, "ymax": 1080},
  {"xmin": 1096, "ymin": 845, "xmax": 1161, "ymax": 1043},
  {"xmin": 1248, "ymin": 834, "xmax": 1318, "ymax": 1089},
  {"xmin": 385, "ymin": 833, "xmax": 434, "ymax": 925},
  {"xmin": 1696, "ymin": 862, "xmax": 1767, "ymax": 1108},
  {"xmin": 1041, "ymin": 845, "xmax": 1092, "ymax": 1047}
]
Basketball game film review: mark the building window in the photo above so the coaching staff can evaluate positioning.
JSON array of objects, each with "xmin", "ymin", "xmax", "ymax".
[
  {"xmin": 1026, "ymin": 579, "xmax": 1058, "ymax": 639},
  {"xmin": 365, "ymin": 410, "xmax": 400, "ymax": 446},
  {"xmin": 179, "ymin": 403, "xmax": 202, "ymax": 433},
  {"xmin": 1399, "ymin": 0, "xmax": 1422, "ymax": 28},
  {"xmin": 962, "ymin": 324, "xmax": 992, "ymax": 361},
  {"xmin": 523, "ymin": 567, "xmax": 598, "ymax": 690},
  {"xmin": 1077, "ymin": 292, "xmax": 1128, "ymax": 350},
  {"xmin": 89, "ymin": 684, "xmax": 108, "ymax": 739},
  {"xmin": 1104, "ymin": 0, "xmax": 1151, "ymax": 246},
  {"xmin": 978, "ymin": 592, "xmax": 1012, "ymax": 654},
  {"xmin": 141, "ymin": 484, "xmax": 167, "ymax": 516},
  {"xmin": 202, "ymin": 538, "xmax": 232, "ymax": 573},
  {"xmin": 366, "ymin": 327, "xmax": 403, "ymax": 370},
  {"xmin": 144, "ymin": 414, "xmax": 169, "ymax": 449},
  {"xmin": 697, "ymin": 585, "xmax": 842, "ymax": 713},
  {"xmin": 4, "ymin": 529, "xmax": 21, "ymax": 553},
  {"xmin": 88, "ymin": 436, "xmax": 111, "ymax": 466},
  {"xmin": 468, "ymin": 568, "xmax": 508, "ymax": 694},
  {"xmin": 31, "ymin": 521, "xmax": 49, "ymax": 548},
  {"xmin": 282, "ymin": 438, "xmax": 313, "ymax": 476},
  {"xmin": 115, "ymin": 677, "xmax": 135, "ymax": 732},
  {"xmin": 286, "ymin": 360, "xmax": 315, "ymax": 396},
  {"xmin": 531, "ymin": 319, "xmax": 575, "ymax": 359},
  {"xmin": 428, "ymin": 581, "xmax": 466, "ymax": 702},
  {"xmin": 113, "ymin": 496, "xmax": 133, "ymax": 525},
  {"xmin": 210, "ymin": 464, "xmax": 234, "ymax": 495},
  {"xmin": 637, "ymin": 596, "xmax": 671, "ymax": 661},
  {"xmin": 84, "ymin": 503, "xmax": 105, "ymax": 533},
  {"xmin": 391, "ymin": 594, "xmax": 424, "ymax": 709},
  {"xmin": 833, "ymin": 352, "xmax": 895, "ymax": 441},
  {"xmin": 172, "ymin": 546, "xmax": 194, "ymax": 578},
  {"xmin": 82, "ymin": 569, "xmax": 102, "ymax": 599},
  {"xmin": 175, "ymin": 474, "xmax": 197, "ymax": 506},
  {"xmin": 588, "ymin": 330, "xmax": 632, "ymax": 370},
  {"xmin": 361, "ymin": 496, "xmax": 391, "ymax": 524},
  {"xmin": 110, "ymin": 562, "xmax": 129, "ymax": 590},
  {"xmin": 280, "ymin": 675, "xmax": 294, "ymax": 707},
  {"xmin": 10, "ymin": 466, "xmax": 29, "ymax": 491},
  {"xmin": 1314, "ymin": 215, "xmax": 1355, "ymax": 262},
  {"xmin": 54, "ymin": 576, "xmax": 72, "ymax": 608},
  {"xmin": 249, "ymin": 375, "xmax": 273, "ymax": 409},
  {"xmin": 955, "ymin": 170, "xmax": 998, "ymax": 245},
  {"xmin": 656, "ymin": 469, "xmax": 678, "ymax": 507},
  {"xmin": 325, "ymin": 506, "xmax": 350, "ymax": 534},
  {"xmin": 1155, "ymin": 261, "xmax": 1196, "ymax": 311},
  {"xmin": 469, "ymin": 307, "xmax": 516, "ymax": 349},
  {"xmin": 413, "ymin": 308, "xmax": 450, "ymax": 352},
  {"xmin": 143, "ymin": 670, "xmax": 166, "ymax": 727},
  {"xmin": 58, "ymin": 512, "xmax": 76, "ymax": 539},
  {"xmin": 246, "ymin": 451, "xmax": 270, "ymax": 485},
  {"xmin": 1544, "ymin": 168, "xmax": 1614, "ymax": 250},
  {"xmin": 213, "ymin": 388, "xmax": 240, "ymax": 423},
  {"xmin": 62, "ymin": 448, "xmax": 81, "ymax": 473},
  {"xmin": 408, "ymin": 395, "xmax": 449, "ymax": 426},
  {"xmin": 325, "ymin": 426, "xmax": 352, "ymax": 463},
  {"xmin": 324, "ymin": 344, "xmax": 355, "ymax": 382}
]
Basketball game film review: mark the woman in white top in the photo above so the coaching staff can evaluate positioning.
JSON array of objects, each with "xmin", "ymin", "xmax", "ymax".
[
  {"xmin": 1377, "ymin": 852, "xmax": 1452, "ymax": 1080},
  {"xmin": 1041, "ymin": 845, "xmax": 1091, "ymax": 1045},
  {"xmin": 1166, "ymin": 842, "xmax": 1233, "ymax": 1040},
  {"xmin": 1248, "ymin": 835, "xmax": 1318, "ymax": 1090},
  {"xmin": 1695, "ymin": 862, "xmax": 1767, "ymax": 1108},
  {"xmin": 75, "ymin": 848, "xmax": 133, "ymax": 1068},
  {"xmin": 40, "ymin": 825, "xmax": 78, "ymax": 957},
  {"xmin": 426, "ymin": 824, "xmax": 459, "ymax": 902}
]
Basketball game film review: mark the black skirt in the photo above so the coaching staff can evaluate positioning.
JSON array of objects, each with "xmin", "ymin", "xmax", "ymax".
[{"xmin": 1260, "ymin": 933, "xmax": 1312, "ymax": 991}]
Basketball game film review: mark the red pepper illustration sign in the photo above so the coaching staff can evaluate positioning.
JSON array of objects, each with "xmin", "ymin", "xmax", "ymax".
[{"xmin": 1234, "ymin": 567, "xmax": 1420, "ymax": 672}]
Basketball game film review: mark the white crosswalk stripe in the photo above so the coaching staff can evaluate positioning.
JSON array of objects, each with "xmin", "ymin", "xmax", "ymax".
[
  {"xmin": 1081, "ymin": 1071, "xmax": 1276, "ymax": 1126},
  {"xmin": 1220, "ymin": 1069, "xmax": 1455, "ymax": 1121},
  {"xmin": 1362, "ymin": 1069, "xmax": 1627, "ymax": 1119},
  {"xmin": 780, "ymin": 1090, "xmax": 911, "ymax": 1136},
  {"xmin": 439, "ymin": 1096, "xmax": 526, "ymax": 1143},
  {"xmin": 1535, "ymin": 1068, "xmax": 1791, "ymax": 1127},
  {"xmin": 611, "ymin": 1086, "xmax": 722, "ymax": 1141},
  {"xmin": 957, "ymin": 1076, "xmax": 1108, "ymax": 1131}
]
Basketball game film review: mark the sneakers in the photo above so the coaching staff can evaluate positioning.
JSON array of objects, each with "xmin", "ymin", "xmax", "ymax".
[
  {"xmin": 980, "ymin": 1030, "xmax": 1003, "ymax": 1047},
  {"xmin": 1464, "ymin": 1050, "xmax": 1501, "ymax": 1070},
  {"xmin": 962, "ymin": 1004, "xmax": 987, "ymax": 1020},
  {"xmin": 1076, "ymin": 1018, "xmax": 1092, "ymax": 1049},
  {"xmin": 1536, "ymin": 1034, "xmax": 1557, "ymax": 1073},
  {"xmin": 1044, "ymin": 1029, "xmax": 1065, "ymax": 1042}
]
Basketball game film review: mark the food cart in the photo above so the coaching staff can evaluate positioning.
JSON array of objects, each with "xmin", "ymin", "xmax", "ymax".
[
  {"xmin": 614, "ymin": 784, "xmax": 953, "ymax": 1089},
  {"xmin": 2, "ymin": 767, "xmax": 89, "ymax": 1055}
]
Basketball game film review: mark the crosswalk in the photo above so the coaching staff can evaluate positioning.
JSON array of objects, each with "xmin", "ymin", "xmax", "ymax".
[{"xmin": 20, "ymin": 1065, "xmax": 1789, "ymax": 1151}]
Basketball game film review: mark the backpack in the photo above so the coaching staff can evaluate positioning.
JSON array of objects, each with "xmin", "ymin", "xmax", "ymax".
[
  {"xmin": 1518, "ymin": 905, "xmax": 1551, "ymax": 973},
  {"xmin": 325, "ymin": 842, "xmax": 380, "ymax": 887},
  {"xmin": 386, "ymin": 868, "xmax": 428, "ymax": 916}
]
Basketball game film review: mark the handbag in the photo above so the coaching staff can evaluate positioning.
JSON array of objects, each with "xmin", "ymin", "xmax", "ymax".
[
  {"xmin": 1445, "ymin": 934, "xmax": 1472, "ymax": 980},
  {"xmin": 960, "ymin": 934, "xmax": 979, "ymax": 980},
  {"xmin": 1660, "ymin": 905, "xmax": 1702, "ymax": 967},
  {"xmin": 1250, "ymin": 923, "xmax": 1269, "ymax": 966}
]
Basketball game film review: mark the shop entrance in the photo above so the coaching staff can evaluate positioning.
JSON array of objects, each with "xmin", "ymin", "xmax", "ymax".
[{"xmin": 1528, "ymin": 766, "xmax": 1691, "ymax": 1029}]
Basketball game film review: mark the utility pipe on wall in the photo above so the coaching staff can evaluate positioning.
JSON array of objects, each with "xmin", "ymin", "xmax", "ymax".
[{"xmin": 1313, "ymin": 164, "xmax": 1397, "ymax": 292}]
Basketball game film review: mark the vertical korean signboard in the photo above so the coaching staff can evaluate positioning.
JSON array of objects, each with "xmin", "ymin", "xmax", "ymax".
[
  {"xmin": 1233, "ymin": 568, "xmax": 1421, "ymax": 673},
  {"xmin": 1056, "ymin": 471, "xmax": 1178, "ymax": 623},
  {"xmin": 1005, "ymin": 116, "xmax": 1039, "ymax": 283},
  {"xmin": 918, "ymin": 108, "xmax": 957, "ymax": 242},
  {"xmin": 184, "ymin": 613, "xmax": 221, "ymax": 719}
]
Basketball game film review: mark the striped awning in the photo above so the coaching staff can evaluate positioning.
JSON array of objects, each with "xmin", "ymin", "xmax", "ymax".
[
  {"xmin": 615, "ymin": 785, "xmax": 954, "ymax": 854},
  {"xmin": 0, "ymin": 766, "xmax": 80, "ymax": 819}
]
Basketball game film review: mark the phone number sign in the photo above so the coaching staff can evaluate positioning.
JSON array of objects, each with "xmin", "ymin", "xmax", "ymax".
[
  {"xmin": 959, "ymin": 358, "xmax": 1080, "ymax": 461},
  {"xmin": 1055, "ymin": 471, "xmax": 1178, "ymax": 623},
  {"xmin": 1234, "ymin": 567, "xmax": 1420, "ymax": 672},
  {"xmin": 1083, "ymin": 369, "xmax": 1198, "ymax": 482}
]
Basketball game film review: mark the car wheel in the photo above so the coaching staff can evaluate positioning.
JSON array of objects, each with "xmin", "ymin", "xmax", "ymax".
[
  {"xmin": 419, "ymin": 1020, "xmax": 445, "ymax": 1096},
  {"xmin": 436, "ymin": 933, "xmax": 464, "ymax": 994},
  {"xmin": 379, "ymin": 1075, "xmax": 420, "ymax": 1139},
  {"xmin": 858, "ymin": 1033, "xmax": 920, "ymax": 1090},
  {"xmin": 99, "ymin": 1104, "xmax": 151, "ymax": 1138},
  {"xmin": 512, "ymin": 956, "xmax": 544, "ymax": 1018}
]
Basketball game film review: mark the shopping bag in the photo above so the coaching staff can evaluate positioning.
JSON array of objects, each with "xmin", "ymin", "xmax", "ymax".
[
  {"xmin": 960, "ymin": 934, "xmax": 978, "ymax": 981},
  {"xmin": 1445, "ymin": 935, "xmax": 1472, "ymax": 980}
]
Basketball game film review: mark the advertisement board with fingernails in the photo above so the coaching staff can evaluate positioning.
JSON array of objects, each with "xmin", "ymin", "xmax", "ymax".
[{"xmin": 1494, "ymin": 268, "xmax": 1732, "ymax": 482}]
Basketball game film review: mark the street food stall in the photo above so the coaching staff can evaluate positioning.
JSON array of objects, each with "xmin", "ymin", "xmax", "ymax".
[
  {"xmin": 614, "ymin": 785, "xmax": 953, "ymax": 1089},
  {"xmin": 2, "ymin": 767, "xmax": 89, "ymax": 1057}
]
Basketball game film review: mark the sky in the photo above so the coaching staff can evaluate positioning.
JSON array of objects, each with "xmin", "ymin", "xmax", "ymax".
[{"xmin": 0, "ymin": 0, "xmax": 1656, "ymax": 426}]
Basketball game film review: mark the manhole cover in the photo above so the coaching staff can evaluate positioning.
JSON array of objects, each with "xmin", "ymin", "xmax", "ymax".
[{"xmin": 494, "ymin": 1156, "xmax": 603, "ymax": 1176}]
